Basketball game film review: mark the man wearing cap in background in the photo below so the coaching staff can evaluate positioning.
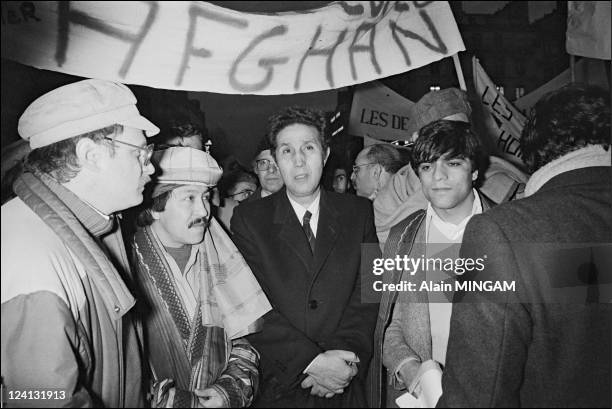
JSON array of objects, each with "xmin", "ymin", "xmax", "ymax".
[
  {"xmin": 131, "ymin": 147, "xmax": 271, "ymax": 408},
  {"xmin": 1, "ymin": 79, "xmax": 159, "ymax": 407}
]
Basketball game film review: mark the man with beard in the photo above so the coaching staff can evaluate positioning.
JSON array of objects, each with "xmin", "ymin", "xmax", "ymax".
[{"xmin": 131, "ymin": 147, "xmax": 271, "ymax": 407}]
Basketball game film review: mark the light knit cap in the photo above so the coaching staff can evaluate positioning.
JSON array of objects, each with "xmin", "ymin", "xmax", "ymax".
[
  {"xmin": 413, "ymin": 87, "xmax": 472, "ymax": 132},
  {"xmin": 151, "ymin": 147, "xmax": 223, "ymax": 197},
  {"xmin": 18, "ymin": 79, "xmax": 159, "ymax": 148}
]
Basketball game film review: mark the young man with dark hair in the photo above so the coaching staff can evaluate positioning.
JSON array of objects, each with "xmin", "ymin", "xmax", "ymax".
[
  {"xmin": 372, "ymin": 119, "xmax": 494, "ymax": 407},
  {"xmin": 231, "ymin": 106, "xmax": 379, "ymax": 407},
  {"xmin": 438, "ymin": 84, "xmax": 611, "ymax": 407},
  {"xmin": 131, "ymin": 147, "xmax": 271, "ymax": 408}
]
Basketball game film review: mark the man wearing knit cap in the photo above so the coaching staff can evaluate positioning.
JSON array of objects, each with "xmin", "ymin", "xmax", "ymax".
[
  {"xmin": 1, "ymin": 78, "xmax": 159, "ymax": 407},
  {"xmin": 131, "ymin": 147, "xmax": 271, "ymax": 408}
]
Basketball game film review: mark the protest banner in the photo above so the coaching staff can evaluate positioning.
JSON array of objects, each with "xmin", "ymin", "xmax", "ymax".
[
  {"xmin": 348, "ymin": 81, "xmax": 414, "ymax": 142},
  {"xmin": 473, "ymin": 56, "xmax": 526, "ymax": 168},
  {"xmin": 1, "ymin": 1, "xmax": 465, "ymax": 94},
  {"xmin": 566, "ymin": 1, "xmax": 611, "ymax": 60}
]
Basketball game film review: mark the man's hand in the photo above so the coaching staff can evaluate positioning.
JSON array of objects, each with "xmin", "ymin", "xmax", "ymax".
[
  {"xmin": 194, "ymin": 387, "xmax": 225, "ymax": 408},
  {"xmin": 304, "ymin": 350, "xmax": 360, "ymax": 391},
  {"xmin": 300, "ymin": 375, "xmax": 343, "ymax": 398}
]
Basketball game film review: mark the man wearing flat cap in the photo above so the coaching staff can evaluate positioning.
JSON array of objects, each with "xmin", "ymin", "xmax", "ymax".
[
  {"xmin": 1, "ymin": 79, "xmax": 159, "ymax": 406},
  {"xmin": 130, "ymin": 147, "xmax": 271, "ymax": 408}
]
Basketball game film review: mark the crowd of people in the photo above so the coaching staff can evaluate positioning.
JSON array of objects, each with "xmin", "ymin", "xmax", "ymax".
[{"xmin": 1, "ymin": 77, "xmax": 610, "ymax": 408}]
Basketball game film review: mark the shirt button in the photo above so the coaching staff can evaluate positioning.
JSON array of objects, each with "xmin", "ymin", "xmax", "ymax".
[
  {"xmin": 114, "ymin": 306, "xmax": 120, "ymax": 313},
  {"xmin": 309, "ymin": 300, "xmax": 318, "ymax": 309}
]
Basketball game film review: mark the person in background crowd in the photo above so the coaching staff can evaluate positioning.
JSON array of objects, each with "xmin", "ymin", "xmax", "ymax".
[
  {"xmin": 351, "ymin": 143, "xmax": 403, "ymax": 200},
  {"xmin": 439, "ymin": 84, "xmax": 611, "ymax": 408},
  {"xmin": 332, "ymin": 167, "xmax": 352, "ymax": 194},
  {"xmin": 216, "ymin": 169, "xmax": 258, "ymax": 232},
  {"xmin": 131, "ymin": 146, "xmax": 271, "ymax": 408},
  {"xmin": 0, "ymin": 139, "xmax": 30, "ymax": 205},
  {"xmin": 1, "ymin": 79, "xmax": 159, "ymax": 407},
  {"xmin": 246, "ymin": 138, "xmax": 285, "ymax": 202},
  {"xmin": 232, "ymin": 106, "xmax": 379, "ymax": 407},
  {"xmin": 322, "ymin": 153, "xmax": 353, "ymax": 195},
  {"xmin": 225, "ymin": 170, "xmax": 258, "ymax": 203},
  {"xmin": 155, "ymin": 121, "xmax": 205, "ymax": 151}
]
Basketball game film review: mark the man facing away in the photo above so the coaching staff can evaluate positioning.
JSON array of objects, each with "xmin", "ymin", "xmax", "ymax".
[
  {"xmin": 231, "ymin": 106, "xmax": 379, "ymax": 407},
  {"xmin": 351, "ymin": 143, "xmax": 404, "ymax": 201},
  {"xmin": 130, "ymin": 147, "xmax": 271, "ymax": 408},
  {"xmin": 370, "ymin": 120, "xmax": 494, "ymax": 407},
  {"xmin": 1, "ymin": 79, "xmax": 159, "ymax": 407},
  {"xmin": 438, "ymin": 84, "xmax": 611, "ymax": 407}
]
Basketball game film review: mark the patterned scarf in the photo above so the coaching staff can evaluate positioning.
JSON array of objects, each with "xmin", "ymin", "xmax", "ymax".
[{"xmin": 133, "ymin": 217, "xmax": 271, "ymax": 340}]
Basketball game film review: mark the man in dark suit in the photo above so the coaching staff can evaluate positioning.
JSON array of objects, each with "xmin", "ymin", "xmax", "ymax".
[
  {"xmin": 232, "ymin": 106, "xmax": 379, "ymax": 407},
  {"xmin": 438, "ymin": 84, "xmax": 611, "ymax": 407}
]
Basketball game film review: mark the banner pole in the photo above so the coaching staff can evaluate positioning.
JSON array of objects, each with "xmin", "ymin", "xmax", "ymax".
[
  {"xmin": 570, "ymin": 54, "xmax": 576, "ymax": 83},
  {"xmin": 452, "ymin": 53, "xmax": 467, "ymax": 91}
]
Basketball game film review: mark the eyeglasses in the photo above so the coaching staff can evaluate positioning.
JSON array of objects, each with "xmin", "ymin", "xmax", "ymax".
[
  {"xmin": 254, "ymin": 159, "xmax": 278, "ymax": 172},
  {"xmin": 104, "ymin": 137, "xmax": 154, "ymax": 166},
  {"xmin": 351, "ymin": 163, "xmax": 376, "ymax": 174},
  {"xmin": 228, "ymin": 189, "xmax": 255, "ymax": 201}
]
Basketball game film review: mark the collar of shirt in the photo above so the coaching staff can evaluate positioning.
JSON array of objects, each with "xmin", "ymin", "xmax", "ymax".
[
  {"xmin": 425, "ymin": 189, "xmax": 483, "ymax": 242},
  {"xmin": 82, "ymin": 199, "xmax": 111, "ymax": 221},
  {"xmin": 287, "ymin": 189, "xmax": 321, "ymax": 237}
]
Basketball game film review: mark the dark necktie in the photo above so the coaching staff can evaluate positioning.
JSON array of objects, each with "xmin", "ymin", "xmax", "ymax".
[{"xmin": 303, "ymin": 211, "xmax": 315, "ymax": 254}]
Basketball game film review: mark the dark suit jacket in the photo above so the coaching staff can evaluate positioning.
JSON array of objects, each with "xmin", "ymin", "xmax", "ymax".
[
  {"xmin": 231, "ymin": 188, "xmax": 380, "ymax": 407},
  {"xmin": 438, "ymin": 166, "xmax": 612, "ymax": 408},
  {"xmin": 243, "ymin": 186, "xmax": 263, "ymax": 203}
]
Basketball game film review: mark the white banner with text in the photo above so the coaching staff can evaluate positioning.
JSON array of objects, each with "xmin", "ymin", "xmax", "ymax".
[{"xmin": 1, "ymin": 1, "xmax": 465, "ymax": 94}]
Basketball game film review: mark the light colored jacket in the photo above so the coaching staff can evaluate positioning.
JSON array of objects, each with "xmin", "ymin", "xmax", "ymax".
[{"xmin": 1, "ymin": 197, "xmax": 144, "ymax": 407}]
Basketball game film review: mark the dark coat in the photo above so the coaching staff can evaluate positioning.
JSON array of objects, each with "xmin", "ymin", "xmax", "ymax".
[
  {"xmin": 438, "ymin": 167, "xmax": 612, "ymax": 407},
  {"xmin": 243, "ymin": 186, "xmax": 263, "ymax": 203},
  {"xmin": 231, "ymin": 188, "xmax": 380, "ymax": 407}
]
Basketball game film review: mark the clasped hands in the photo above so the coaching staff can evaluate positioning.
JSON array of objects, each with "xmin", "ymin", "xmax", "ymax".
[{"xmin": 300, "ymin": 350, "xmax": 359, "ymax": 399}]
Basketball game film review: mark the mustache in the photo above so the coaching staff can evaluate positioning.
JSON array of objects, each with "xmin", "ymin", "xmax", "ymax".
[{"xmin": 188, "ymin": 217, "xmax": 208, "ymax": 229}]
